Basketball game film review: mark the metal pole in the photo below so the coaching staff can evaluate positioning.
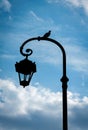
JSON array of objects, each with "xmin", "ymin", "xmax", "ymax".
[
  {"xmin": 61, "ymin": 76, "xmax": 68, "ymax": 130},
  {"xmin": 63, "ymin": 87, "xmax": 68, "ymax": 130}
]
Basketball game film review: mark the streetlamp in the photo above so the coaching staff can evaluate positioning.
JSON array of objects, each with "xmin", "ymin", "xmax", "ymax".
[{"xmin": 15, "ymin": 31, "xmax": 69, "ymax": 130}]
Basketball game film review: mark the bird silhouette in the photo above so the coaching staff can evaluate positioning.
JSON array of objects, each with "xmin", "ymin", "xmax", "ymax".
[{"xmin": 43, "ymin": 30, "xmax": 51, "ymax": 38}]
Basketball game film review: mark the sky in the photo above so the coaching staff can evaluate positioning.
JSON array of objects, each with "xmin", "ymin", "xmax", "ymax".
[{"xmin": 0, "ymin": 0, "xmax": 88, "ymax": 130}]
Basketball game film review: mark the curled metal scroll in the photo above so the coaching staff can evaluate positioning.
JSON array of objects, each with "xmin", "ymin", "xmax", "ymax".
[{"xmin": 20, "ymin": 45, "xmax": 33, "ymax": 58}]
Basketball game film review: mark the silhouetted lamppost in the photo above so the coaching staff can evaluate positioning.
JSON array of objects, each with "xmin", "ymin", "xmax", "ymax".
[{"xmin": 15, "ymin": 31, "xmax": 69, "ymax": 130}]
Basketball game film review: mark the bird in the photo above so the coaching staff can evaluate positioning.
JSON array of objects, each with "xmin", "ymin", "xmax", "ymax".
[{"xmin": 43, "ymin": 30, "xmax": 51, "ymax": 38}]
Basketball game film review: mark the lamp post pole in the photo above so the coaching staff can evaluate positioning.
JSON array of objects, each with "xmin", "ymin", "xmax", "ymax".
[{"xmin": 15, "ymin": 31, "xmax": 69, "ymax": 130}]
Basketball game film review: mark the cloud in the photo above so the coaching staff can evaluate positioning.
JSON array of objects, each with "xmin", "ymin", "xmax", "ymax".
[
  {"xmin": 0, "ymin": 79, "xmax": 61, "ymax": 116},
  {"xmin": 0, "ymin": 54, "xmax": 16, "ymax": 59},
  {"xmin": 0, "ymin": 79, "xmax": 88, "ymax": 130},
  {"xmin": 47, "ymin": 0, "xmax": 88, "ymax": 15},
  {"xmin": 65, "ymin": 0, "xmax": 88, "ymax": 15},
  {"xmin": 0, "ymin": 0, "xmax": 11, "ymax": 12},
  {"xmin": 31, "ymin": 39, "xmax": 88, "ymax": 73},
  {"xmin": 65, "ymin": 43, "xmax": 88, "ymax": 73},
  {"xmin": 65, "ymin": 0, "xmax": 83, "ymax": 7},
  {"xmin": 1, "ymin": 10, "xmax": 87, "ymax": 74},
  {"xmin": 30, "ymin": 11, "xmax": 44, "ymax": 22}
]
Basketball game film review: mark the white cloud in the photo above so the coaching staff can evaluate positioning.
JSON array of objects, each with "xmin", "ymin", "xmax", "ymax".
[
  {"xmin": 47, "ymin": 0, "xmax": 88, "ymax": 15},
  {"xmin": 0, "ymin": 54, "xmax": 16, "ymax": 59},
  {"xmin": 30, "ymin": 11, "xmax": 44, "ymax": 22},
  {"xmin": 66, "ymin": 0, "xmax": 88, "ymax": 15},
  {"xmin": 0, "ymin": 79, "xmax": 61, "ymax": 116},
  {"xmin": 31, "ymin": 39, "xmax": 88, "ymax": 73},
  {"xmin": 32, "ymin": 42, "xmax": 61, "ymax": 65},
  {"xmin": 65, "ymin": 43, "xmax": 88, "ymax": 73},
  {"xmin": 0, "ymin": 79, "xmax": 88, "ymax": 130},
  {"xmin": 66, "ymin": 0, "xmax": 81, "ymax": 7},
  {"xmin": 0, "ymin": 0, "xmax": 11, "ymax": 12}
]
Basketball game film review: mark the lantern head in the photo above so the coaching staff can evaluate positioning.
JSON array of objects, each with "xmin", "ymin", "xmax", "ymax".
[{"xmin": 15, "ymin": 58, "xmax": 36, "ymax": 88}]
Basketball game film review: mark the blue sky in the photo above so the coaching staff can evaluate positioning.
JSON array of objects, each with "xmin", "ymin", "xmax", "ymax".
[{"xmin": 0, "ymin": 0, "xmax": 88, "ymax": 130}]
